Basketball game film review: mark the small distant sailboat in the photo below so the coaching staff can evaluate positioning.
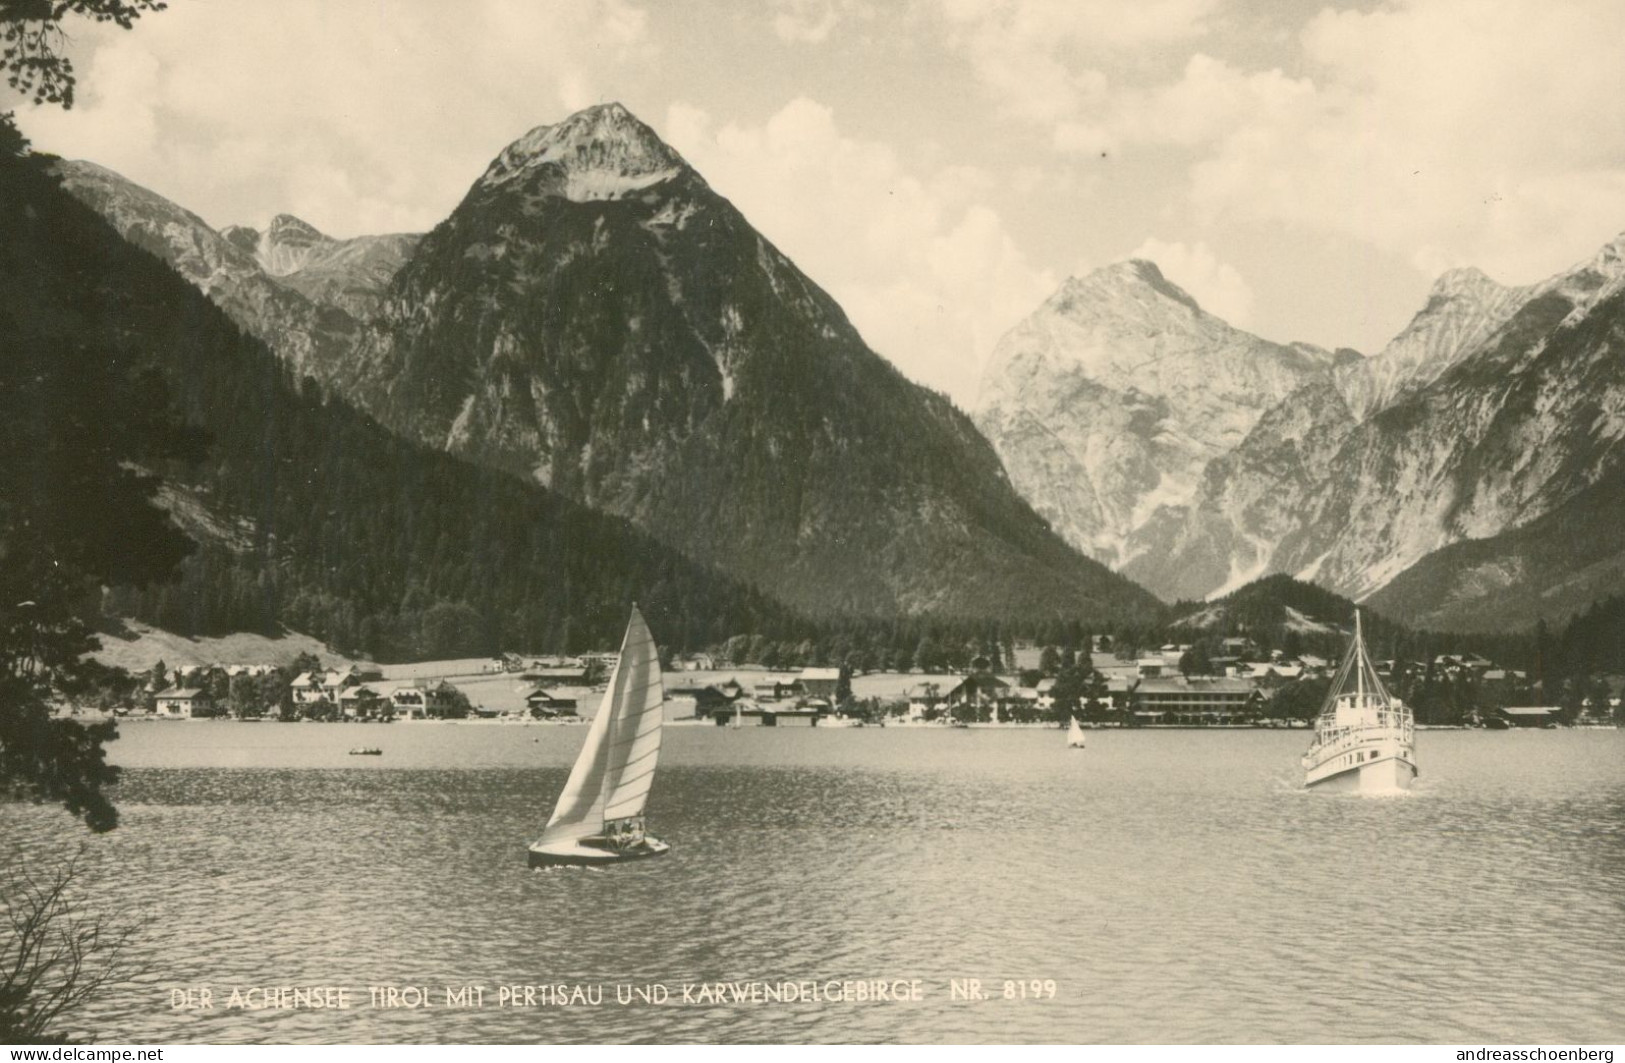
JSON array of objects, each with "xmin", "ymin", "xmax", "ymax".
[
  {"xmin": 1067, "ymin": 717, "xmax": 1087, "ymax": 749},
  {"xmin": 1302, "ymin": 611, "xmax": 1416, "ymax": 793},
  {"xmin": 528, "ymin": 606, "xmax": 671, "ymax": 868}
]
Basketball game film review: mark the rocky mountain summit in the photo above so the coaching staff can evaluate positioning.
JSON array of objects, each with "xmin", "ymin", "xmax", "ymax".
[{"xmin": 973, "ymin": 260, "xmax": 1345, "ymax": 573}]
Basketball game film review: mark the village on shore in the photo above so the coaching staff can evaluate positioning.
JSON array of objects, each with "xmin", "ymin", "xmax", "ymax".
[{"xmin": 73, "ymin": 633, "xmax": 1622, "ymax": 731}]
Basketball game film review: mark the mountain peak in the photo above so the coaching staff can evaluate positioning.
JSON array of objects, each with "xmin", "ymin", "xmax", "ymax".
[
  {"xmin": 1584, "ymin": 230, "xmax": 1625, "ymax": 279},
  {"xmin": 267, "ymin": 213, "xmax": 327, "ymax": 244},
  {"xmin": 218, "ymin": 224, "xmax": 261, "ymax": 255},
  {"xmin": 1060, "ymin": 258, "xmax": 1203, "ymax": 316},
  {"xmin": 1428, "ymin": 265, "xmax": 1501, "ymax": 300},
  {"xmin": 478, "ymin": 102, "xmax": 687, "ymax": 202},
  {"xmin": 1125, "ymin": 258, "xmax": 1203, "ymax": 313}
]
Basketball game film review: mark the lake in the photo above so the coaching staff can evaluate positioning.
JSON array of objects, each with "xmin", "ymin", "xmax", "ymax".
[{"xmin": 5, "ymin": 722, "xmax": 1622, "ymax": 1044}]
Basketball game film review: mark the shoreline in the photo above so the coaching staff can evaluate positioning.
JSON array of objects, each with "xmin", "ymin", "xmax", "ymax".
[{"xmin": 68, "ymin": 713, "xmax": 1618, "ymax": 733}]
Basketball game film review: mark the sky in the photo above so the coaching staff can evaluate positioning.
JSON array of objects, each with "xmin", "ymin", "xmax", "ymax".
[{"xmin": 14, "ymin": 0, "xmax": 1625, "ymax": 407}]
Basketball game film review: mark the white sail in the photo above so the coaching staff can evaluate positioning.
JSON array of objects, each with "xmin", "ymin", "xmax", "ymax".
[
  {"xmin": 539, "ymin": 607, "xmax": 665, "ymax": 844},
  {"xmin": 1067, "ymin": 718, "xmax": 1086, "ymax": 748},
  {"xmin": 600, "ymin": 612, "xmax": 664, "ymax": 821}
]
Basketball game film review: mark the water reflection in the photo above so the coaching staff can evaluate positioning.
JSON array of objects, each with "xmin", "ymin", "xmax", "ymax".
[{"xmin": 2, "ymin": 725, "xmax": 1620, "ymax": 1043}]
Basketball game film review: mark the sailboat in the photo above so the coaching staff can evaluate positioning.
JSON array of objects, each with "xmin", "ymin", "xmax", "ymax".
[
  {"xmin": 1302, "ymin": 611, "xmax": 1416, "ymax": 793},
  {"xmin": 1067, "ymin": 717, "xmax": 1087, "ymax": 748},
  {"xmin": 528, "ymin": 606, "xmax": 671, "ymax": 867}
]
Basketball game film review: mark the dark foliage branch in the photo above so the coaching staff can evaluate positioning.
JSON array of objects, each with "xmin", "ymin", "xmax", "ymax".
[
  {"xmin": 0, "ymin": 854, "xmax": 143, "ymax": 1043},
  {"xmin": 0, "ymin": 0, "xmax": 164, "ymax": 108},
  {"xmin": 0, "ymin": 141, "xmax": 201, "ymax": 831}
]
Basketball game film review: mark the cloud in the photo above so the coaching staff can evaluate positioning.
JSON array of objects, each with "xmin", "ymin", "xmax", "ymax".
[
  {"xmin": 930, "ymin": 0, "xmax": 1220, "ymax": 124},
  {"xmin": 19, "ymin": 0, "xmax": 654, "ymax": 235},
  {"xmin": 1127, "ymin": 238, "xmax": 1254, "ymax": 326},
  {"xmin": 1181, "ymin": 0, "xmax": 1625, "ymax": 282},
  {"xmin": 768, "ymin": 0, "xmax": 874, "ymax": 43},
  {"xmin": 1001, "ymin": 0, "xmax": 1625, "ymax": 293},
  {"xmin": 1048, "ymin": 54, "xmax": 1315, "ymax": 158},
  {"xmin": 929, "ymin": 0, "xmax": 1625, "ymax": 294},
  {"xmin": 665, "ymin": 97, "xmax": 1055, "ymax": 405}
]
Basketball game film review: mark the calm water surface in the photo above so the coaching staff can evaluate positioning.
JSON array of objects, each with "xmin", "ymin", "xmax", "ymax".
[{"xmin": 5, "ymin": 722, "xmax": 1623, "ymax": 1044}]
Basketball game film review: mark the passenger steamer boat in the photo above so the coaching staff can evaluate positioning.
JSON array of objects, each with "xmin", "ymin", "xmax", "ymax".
[
  {"xmin": 1302, "ymin": 611, "xmax": 1416, "ymax": 793},
  {"xmin": 528, "ymin": 606, "xmax": 670, "ymax": 867}
]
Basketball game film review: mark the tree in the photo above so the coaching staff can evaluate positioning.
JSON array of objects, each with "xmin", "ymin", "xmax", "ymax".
[
  {"xmin": 286, "ymin": 652, "xmax": 322, "ymax": 680},
  {"xmin": 581, "ymin": 656, "xmax": 608, "ymax": 687},
  {"xmin": 1048, "ymin": 666, "xmax": 1087, "ymax": 724},
  {"xmin": 1272, "ymin": 677, "xmax": 1330, "ymax": 724},
  {"xmin": 1, "ymin": 0, "xmax": 166, "ymax": 109},
  {"xmin": 721, "ymin": 634, "xmax": 751, "ymax": 665},
  {"xmin": 1557, "ymin": 676, "xmax": 1588, "ymax": 726},
  {"xmin": 228, "ymin": 673, "xmax": 261, "ymax": 719},
  {"xmin": 1081, "ymin": 669, "xmax": 1112, "ymax": 723},
  {"xmin": 1589, "ymin": 676, "xmax": 1615, "ymax": 723},
  {"xmin": 430, "ymin": 681, "xmax": 472, "ymax": 720},
  {"xmin": 0, "ymin": 856, "xmax": 141, "ymax": 1043},
  {"xmin": 0, "ymin": 132, "xmax": 204, "ymax": 827},
  {"xmin": 912, "ymin": 636, "xmax": 941, "ymax": 674},
  {"xmin": 1038, "ymin": 645, "xmax": 1060, "ymax": 675}
]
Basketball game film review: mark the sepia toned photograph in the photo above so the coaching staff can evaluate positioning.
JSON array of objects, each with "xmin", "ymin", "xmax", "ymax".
[{"xmin": 2, "ymin": 0, "xmax": 1622, "ymax": 1048}]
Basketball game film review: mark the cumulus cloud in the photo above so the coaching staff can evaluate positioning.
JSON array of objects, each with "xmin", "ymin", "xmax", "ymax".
[
  {"xmin": 19, "ymin": 0, "xmax": 654, "ymax": 235},
  {"xmin": 930, "ymin": 0, "xmax": 1220, "ymax": 124},
  {"xmin": 931, "ymin": 0, "xmax": 1625, "ymax": 292},
  {"xmin": 665, "ymin": 97, "xmax": 1055, "ymax": 404},
  {"xmin": 1127, "ymin": 238, "xmax": 1254, "ymax": 326},
  {"xmin": 1182, "ymin": 0, "xmax": 1625, "ymax": 282},
  {"xmin": 768, "ymin": 0, "xmax": 875, "ymax": 43}
]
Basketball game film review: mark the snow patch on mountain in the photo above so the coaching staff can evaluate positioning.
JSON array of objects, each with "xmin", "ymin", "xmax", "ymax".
[
  {"xmin": 1282, "ymin": 606, "xmax": 1336, "ymax": 634},
  {"xmin": 255, "ymin": 214, "xmax": 329, "ymax": 276},
  {"xmin": 446, "ymin": 394, "xmax": 477, "ymax": 450},
  {"xmin": 479, "ymin": 102, "xmax": 683, "ymax": 202}
]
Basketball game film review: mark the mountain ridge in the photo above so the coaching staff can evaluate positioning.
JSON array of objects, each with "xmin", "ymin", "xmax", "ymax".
[
  {"xmin": 973, "ymin": 257, "xmax": 1343, "ymax": 578},
  {"xmin": 1144, "ymin": 231, "xmax": 1625, "ymax": 621},
  {"xmin": 328, "ymin": 103, "xmax": 1161, "ymax": 621},
  {"xmin": 58, "ymin": 106, "xmax": 1163, "ymax": 624},
  {"xmin": 3, "ymin": 149, "xmax": 818, "ymax": 660}
]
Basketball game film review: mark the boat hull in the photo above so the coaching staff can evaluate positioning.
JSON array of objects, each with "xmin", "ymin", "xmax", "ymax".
[
  {"xmin": 527, "ymin": 837, "xmax": 671, "ymax": 868},
  {"xmin": 1305, "ymin": 748, "xmax": 1416, "ymax": 793}
]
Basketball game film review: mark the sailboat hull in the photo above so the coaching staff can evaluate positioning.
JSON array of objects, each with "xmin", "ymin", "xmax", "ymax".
[{"xmin": 527, "ymin": 837, "xmax": 671, "ymax": 868}]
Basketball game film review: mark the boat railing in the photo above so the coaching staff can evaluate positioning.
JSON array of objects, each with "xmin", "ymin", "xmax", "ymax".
[{"xmin": 1308, "ymin": 710, "xmax": 1413, "ymax": 753}]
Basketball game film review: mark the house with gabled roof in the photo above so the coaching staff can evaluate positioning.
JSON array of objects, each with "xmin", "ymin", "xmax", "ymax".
[
  {"xmin": 290, "ymin": 672, "xmax": 323, "ymax": 705},
  {"xmin": 155, "ymin": 687, "xmax": 210, "ymax": 719},
  {"xmin": 798, "ymin": 667, "xmax": 841, "ymax": 698}
]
